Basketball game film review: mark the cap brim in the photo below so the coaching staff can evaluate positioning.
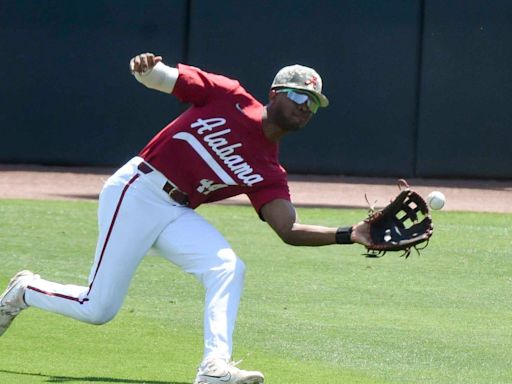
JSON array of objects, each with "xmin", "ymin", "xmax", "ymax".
[
  {"xmin": 311, "ymin": 92, "xmax": 329, "ymax": 108},
  {"xmin": 288, "ymin": 86, "xmax": 329, "ymax": 108}
]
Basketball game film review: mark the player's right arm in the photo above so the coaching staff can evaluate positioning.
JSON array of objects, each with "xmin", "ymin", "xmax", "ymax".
[{"xmin": 130, "ymin": 52, "xmax": 178, "ymax": 93}]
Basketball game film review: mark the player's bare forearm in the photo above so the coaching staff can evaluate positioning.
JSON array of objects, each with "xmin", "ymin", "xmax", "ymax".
[
  {"xmin": 279, "ymin": 222, "xmax": 337, "ymax": 246},
  {"xmin": 261, "ymin": 198, "xmax": 368, "ymax": 247}
]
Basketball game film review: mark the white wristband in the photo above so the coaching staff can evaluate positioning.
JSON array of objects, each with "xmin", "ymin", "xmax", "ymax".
[{"xmin": 133, "ymin": 62, "xmax": 178, "ymax": 94}]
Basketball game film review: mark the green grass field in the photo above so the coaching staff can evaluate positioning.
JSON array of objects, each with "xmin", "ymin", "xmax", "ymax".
[{"xmin": 0, "ymin": 199, "xmax": 510, "ymax": 384}]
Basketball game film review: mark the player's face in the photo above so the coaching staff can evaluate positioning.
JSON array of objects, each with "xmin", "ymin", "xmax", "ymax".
[{"xmin": 268, "ymin": 90, "xmax": 315, "ymax": 131}]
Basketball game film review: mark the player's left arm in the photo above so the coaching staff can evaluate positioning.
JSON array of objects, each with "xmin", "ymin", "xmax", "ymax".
[{"xmin": 260, "ymin": 199, "xmax": 370, "ymax": 247}]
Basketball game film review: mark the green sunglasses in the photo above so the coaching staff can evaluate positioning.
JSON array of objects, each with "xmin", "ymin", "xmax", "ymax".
[{"xmin": 276, "ymin": 88, "xmax": 320, "ymax": 114}]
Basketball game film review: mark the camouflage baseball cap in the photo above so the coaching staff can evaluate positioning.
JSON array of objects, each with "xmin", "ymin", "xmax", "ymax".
[{"xmin": 271, "ymin": 64, "xmax": 329, "ymax": 108}]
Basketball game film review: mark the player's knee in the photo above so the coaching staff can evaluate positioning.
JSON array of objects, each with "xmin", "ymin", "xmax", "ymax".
[
  {"xmin": 219, "ymin": 249, "xmax": 245, "ymax": 277},
  {"xmin": 199, "ymin": 249, "xmax": 246, "ymax": 288},
  {"xmin": 85, "ymin": 303, "xmax": 118, "ymax": 325},
  {"xmin": 231, "ymin": 256, "xmax": 245, "ymax": 280},
  {"xmin": 88, "ymin": 312, "xmax": 116, "ymax": 325}
]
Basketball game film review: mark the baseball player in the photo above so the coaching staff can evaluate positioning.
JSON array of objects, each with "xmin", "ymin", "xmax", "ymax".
[{"xmin": 0, "ymin": 53, "xmax": 371, "ymax": 384}]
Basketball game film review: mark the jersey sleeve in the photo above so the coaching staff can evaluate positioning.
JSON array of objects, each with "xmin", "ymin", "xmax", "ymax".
[
  {"xmin": 172, "ymin": 64, "xmax": 240, "ymax": 106},
  {"xmin": 246, "ymin": 181, "xmax": 291, "ymax": 219}
]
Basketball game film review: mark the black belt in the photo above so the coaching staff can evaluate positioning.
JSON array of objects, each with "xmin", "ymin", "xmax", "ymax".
[{"xmin": 137, "ymin": 162, "xmax": 189, "ymax": 206}]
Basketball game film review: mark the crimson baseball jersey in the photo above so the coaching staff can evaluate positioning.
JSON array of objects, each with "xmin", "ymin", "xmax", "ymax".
[{"xmin": 139, "ymin": 64, "xmax": 291, "ymax": 212}]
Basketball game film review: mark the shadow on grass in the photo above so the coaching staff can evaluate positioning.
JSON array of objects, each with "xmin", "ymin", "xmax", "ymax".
[{"xmin": 0, "ymin": 369, "xmax": 189, "ymax": 383}]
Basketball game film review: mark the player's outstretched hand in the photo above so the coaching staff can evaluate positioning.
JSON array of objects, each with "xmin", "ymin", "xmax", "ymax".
[
  {"xmin": 351, "ymin": 220, "xmax": 372, "ymax": 247},
  {"xmin": 130, "ymin": 53, "xmax": 163, "ymax": 74}
]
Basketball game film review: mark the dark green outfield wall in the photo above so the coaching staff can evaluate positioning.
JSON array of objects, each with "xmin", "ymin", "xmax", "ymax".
[
  {"xmin": 2, "ymin": 1, "xmax": 511, "ymax": 178},
  {"xmin": 416, "ymin": 1, "xmax": 512, "ymax": 178},
  {"xmin": 0, "ymin": 0, "xmax": 188, "ymax": 165}
]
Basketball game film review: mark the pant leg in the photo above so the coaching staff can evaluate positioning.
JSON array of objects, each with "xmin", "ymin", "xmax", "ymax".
[
  {"xmin": 154, "ymin": 209, "xmax": 245, "ymax": 362},
  {"xmin": 24, "ymin": 161, "xmax": 183, "ymax": 324}
]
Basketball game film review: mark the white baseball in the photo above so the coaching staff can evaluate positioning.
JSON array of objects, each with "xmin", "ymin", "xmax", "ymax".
[{"xmin": 427, "ymin": 191, "xmax": 446, "ymax": 210}]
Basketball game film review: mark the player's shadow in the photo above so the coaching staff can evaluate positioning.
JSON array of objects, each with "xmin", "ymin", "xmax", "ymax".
[{"xmin": 0, "ymin": 369, "xmax": 189, "ymax": 383}]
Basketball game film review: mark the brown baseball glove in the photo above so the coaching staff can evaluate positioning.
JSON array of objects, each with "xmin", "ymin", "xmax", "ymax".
[{"xmin": 363, "ymin": 182, "xmax": 433, "ymax": 258}]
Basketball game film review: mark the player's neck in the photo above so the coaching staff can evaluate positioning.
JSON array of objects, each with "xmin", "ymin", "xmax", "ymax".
[{"xmin": 261, "ymin": 107, "xmax": 287, "ymax": 143}]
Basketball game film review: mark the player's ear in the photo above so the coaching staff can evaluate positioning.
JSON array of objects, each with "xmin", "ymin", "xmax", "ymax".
[{"xmin": 268, "ymin": 89, "xmax": 278, "ymax": 101}]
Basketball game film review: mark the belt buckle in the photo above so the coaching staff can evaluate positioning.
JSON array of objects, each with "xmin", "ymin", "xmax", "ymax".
[
  {"xmin": 167, "ymin": 185, "xmax": 178, "ymax": 197},
  {"xmin": 168, "ymin": 185, "xmax": 188, "ymax": 206}
]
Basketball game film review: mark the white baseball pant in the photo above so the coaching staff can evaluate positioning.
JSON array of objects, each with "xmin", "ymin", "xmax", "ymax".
[{"xmin": 24, "ymin": 157, "xmax": 245, "ymax": 362}]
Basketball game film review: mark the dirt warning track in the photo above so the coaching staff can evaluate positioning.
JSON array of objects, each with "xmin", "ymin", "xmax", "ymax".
[{"xmin": 1, "ymin": 164, "xmax": 511, "ymax": 213}]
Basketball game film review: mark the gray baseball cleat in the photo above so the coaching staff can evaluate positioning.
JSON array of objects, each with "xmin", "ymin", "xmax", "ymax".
[
  {"xmin": 0, "ymin": 270, "xmax": 38, "ymax": 336},
  {"xmin": 194, "ymin": 359, "xmax": 264, "ymax": 384}
]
